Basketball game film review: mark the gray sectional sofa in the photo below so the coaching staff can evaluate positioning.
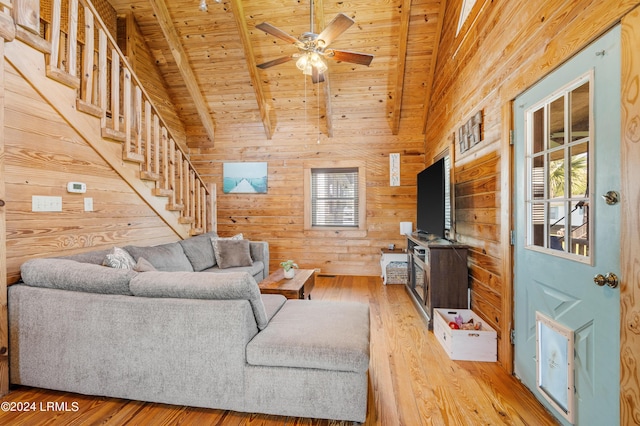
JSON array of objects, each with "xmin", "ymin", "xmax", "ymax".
[{"xmin": 8, "ymin": 233, "xmax": 371, "ymax": 422}]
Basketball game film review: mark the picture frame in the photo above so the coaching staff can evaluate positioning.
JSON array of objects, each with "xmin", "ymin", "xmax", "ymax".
[
  {"xmin": 536, "ymin": 311, "xmax": 575, "ymax": 423},
  {"xmin": 223, "ymin": 162, "xmax": 268, "ymax": 194}
]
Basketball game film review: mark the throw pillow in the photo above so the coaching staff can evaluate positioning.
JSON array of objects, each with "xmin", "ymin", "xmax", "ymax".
[
  {"xmin": 124, "ymin": 243, "xmax": 194, "ymax": 272},
  {"xmin": 178, "ymin": 231, "xmax": 218, "ymax": 271},
  {"xmin": 213, "ymin": 239, "xmax": 253, "ymax": 269},
  {"xmin": 102, "ymin": 247, "xmax": 137, "ymax": 269},
  {"xmin": 133, "ymin": 257, "xmax": 157, "ymax": 272},
  {"xmin": 210, "ymin": 233, "xmax": 243, "ymax": 267}
]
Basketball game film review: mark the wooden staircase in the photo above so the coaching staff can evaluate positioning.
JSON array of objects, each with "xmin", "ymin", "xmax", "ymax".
[{"xmin": 3, "ymin": 0, "xmax": 215, "ymax": 239}]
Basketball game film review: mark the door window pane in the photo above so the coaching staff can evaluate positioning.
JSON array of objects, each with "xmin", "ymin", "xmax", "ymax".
[
  {"xmin": 525, "ymin": 75, "xmax": 591, "ymax": 260},
  {"xmin": 549, "ymin": 97, "xmax": 565, "ymax": 148},
  {"xmin": 570, "ymin": 82, "xmax": 590, "ymax": 142}
]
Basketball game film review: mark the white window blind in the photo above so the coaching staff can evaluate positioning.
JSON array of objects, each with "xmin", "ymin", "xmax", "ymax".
[{"xmin": 311, "ymin": 168, "xmax": 359, "ymax": 227}]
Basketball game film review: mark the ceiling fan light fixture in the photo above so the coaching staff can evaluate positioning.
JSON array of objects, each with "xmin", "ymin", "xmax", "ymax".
[
  {"xmin": 199, "ymin": 0, "xmax": 207, "ymax": 12},
  {"xmin": 296, "ymin": 54, "xmax": 310, "ymax": 71},
  {"xmin": 311, "ymin": 54, "xmax": 328, "ymax": 73}
]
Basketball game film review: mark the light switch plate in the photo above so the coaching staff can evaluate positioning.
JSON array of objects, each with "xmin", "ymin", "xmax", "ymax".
[
  {"xmin": 32, "ymin": 196, "xmax": 62, "ymax": 212},
  {"xmin": 84, "ymin": 197, "xmax": 93, "ymax": 212}
]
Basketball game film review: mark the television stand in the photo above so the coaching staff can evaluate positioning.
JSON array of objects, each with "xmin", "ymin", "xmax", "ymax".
[
  {"xmin": 412, "ymin": 231, "xmax": 440, "ymax": 242},
  {"xmin": 406, "ymin": 234, "xmax": 469, "ymax": 328}
]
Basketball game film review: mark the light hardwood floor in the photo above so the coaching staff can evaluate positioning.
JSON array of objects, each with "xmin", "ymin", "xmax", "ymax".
[{"xmin": 0, "ymin": 275, "xmax": 558, "ymax": 425}]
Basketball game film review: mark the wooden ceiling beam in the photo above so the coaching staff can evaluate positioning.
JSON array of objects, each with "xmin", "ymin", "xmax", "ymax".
[
  {"xmin": 422, "ymin": 0, "xmax": 447, "ymax": 135},
  {"xmin": 391, "ymin": 0, "xmax": 412, "ymax": 135},
  {"xmin": 148, "ymin": 0, "xmax": 216, "ymax": 145},
  {"xmin": 314, "ymin": 0, "xmax": 334, "ymax": 138},
  {"xmin": 229, "ymin": 0, "xmax": 274, "ymax": 140}
]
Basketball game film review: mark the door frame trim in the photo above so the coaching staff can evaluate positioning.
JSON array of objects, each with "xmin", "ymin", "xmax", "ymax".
[{"xmin": 500, "ymin": 100, "xmax": 515, "ymax": 373}]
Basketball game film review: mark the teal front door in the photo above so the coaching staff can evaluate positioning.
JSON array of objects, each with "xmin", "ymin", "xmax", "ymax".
[{"xmin": 513, "ymin": 26, "xmax": 621, "ymax": 425}]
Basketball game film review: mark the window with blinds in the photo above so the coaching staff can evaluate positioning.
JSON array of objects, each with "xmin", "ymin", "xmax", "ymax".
[{"xmin": 311, "ymin": 168, "xmax": 359, "ymax": 227}]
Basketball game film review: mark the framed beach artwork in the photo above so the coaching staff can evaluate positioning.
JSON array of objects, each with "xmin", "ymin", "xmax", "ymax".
[{"xmin": 223, "ymin": 162, "xmax": 268, "ymax": 194}]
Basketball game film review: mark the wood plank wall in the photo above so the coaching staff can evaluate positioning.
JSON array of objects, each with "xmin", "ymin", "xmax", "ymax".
[
  {"xmin": 424, "ymin": 0, "xmax": 640, "ymax": 415},
  {"xmin": 3, "ymin": 62, "xmax": 180, "ymax": 284},
  {"xmin": 181, "ymin": 9, "xmax": 434, "ymax": 277}
]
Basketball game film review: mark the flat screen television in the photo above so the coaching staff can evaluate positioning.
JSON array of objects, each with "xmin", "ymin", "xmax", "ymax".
[{"xmin": 416, "ymin": 157, "xmax": 449, "ymax": 239}]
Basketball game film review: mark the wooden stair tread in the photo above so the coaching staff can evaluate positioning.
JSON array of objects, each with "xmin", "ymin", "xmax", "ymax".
[
  {"xmin": 167, "ymin": 203, "xmax": 185, "ymax": 211},
  {"xmin": 101, "ymin": 127, "xmax": 126, "ymax": 142},
  {"xmin": 140, "ymin": 171, "xmax": 161, "ymax": 181},
  {"xmin": 152, "ymin": 188, "xmax": 173, "ymax": 197}
]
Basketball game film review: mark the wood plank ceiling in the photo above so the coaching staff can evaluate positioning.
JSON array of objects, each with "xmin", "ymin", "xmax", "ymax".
[{"xmin": 106, "ymin": 0, "xmax": 444, "ymax": 151}]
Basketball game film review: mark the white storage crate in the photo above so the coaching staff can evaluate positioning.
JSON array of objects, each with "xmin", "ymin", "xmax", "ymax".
[{"xmin": 433, "ymin": 308, "xmax": 497, "ymax": 362}]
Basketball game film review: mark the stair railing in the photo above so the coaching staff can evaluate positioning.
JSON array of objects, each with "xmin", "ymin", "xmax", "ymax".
[{"xmin": 13, "ymin": 0, "xmax": 214, "ymax": 235}]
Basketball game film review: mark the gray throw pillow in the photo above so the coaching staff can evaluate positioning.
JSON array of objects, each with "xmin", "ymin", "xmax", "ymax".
[
  {"xmin": 133, "ymin": 257, "xmax": 157, "ymax": 272},
  {"xmin": 124, "ymin": 243, "xmax": 194, "ymax": 272},
  {"xmin": 178, "ymin": 231, "xmax": 218, "ymax": 271},
  {"xmin": 102, "ymin": 247, "xmax": 137, "ymax": 269},
  {"xmin": 213, "ymin": 239, "xmax": 253, "ymax": 269}
]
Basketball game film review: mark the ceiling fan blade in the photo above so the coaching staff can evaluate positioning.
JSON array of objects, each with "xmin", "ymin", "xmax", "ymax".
[
  {"xmin": 316, "ymin": 13, "xmax": 354, "ymax": 47},
  {"xmin": 256, "ymin": 56, "xmax": 294, "ymax": 69},
  {"xmin": 327, "ymin": 49, "xmax": 374, "ymax": 66},
  {"xmin": 311, "ymin": 66, "xmax": 325, "ymax": 84},
  {"xmin": 256, "ymin": 22, "xmax": 299, "ymax": 45}
]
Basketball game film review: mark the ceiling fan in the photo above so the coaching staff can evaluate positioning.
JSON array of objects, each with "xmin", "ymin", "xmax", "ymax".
[{"xmin": 255, "ymin": 1, "xmax": 374, "ymax": 83}]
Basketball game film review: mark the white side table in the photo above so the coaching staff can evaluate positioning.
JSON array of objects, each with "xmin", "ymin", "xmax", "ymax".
[{"xmin": 380, "ymin": 248, "xmax": 407, "ymax": 284}]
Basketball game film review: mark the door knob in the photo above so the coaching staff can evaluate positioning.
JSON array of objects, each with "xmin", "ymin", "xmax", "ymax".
[{"xmin": 593, "ymin": 272, "xmax": 619, "ymax": 288}]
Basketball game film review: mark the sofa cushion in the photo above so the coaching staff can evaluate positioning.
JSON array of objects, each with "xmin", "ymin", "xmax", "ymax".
[
  {"xmin": 200, "ymin": 261, "xmax": 264, "ymax": 278},
  {"xmin": 61, "ymin": 248, "xmax": 113, "ymax": 265},
  {"xmin": 261, "ymin": 294, "xmax": 287, "ymax": 322},
  {"xmin": 102, "ymin": 247, "xmax": 137, "ymax": 269},
  {"xmin": 129, "ymin": 271, "xmax": 269, "ymax": 330},
  {"xmin": 213, "ymin": 239, "xmax": 253, "ymax": 269},
  {"xmin": 178, "ymin": 231, "xmax": 218, "ymax": 271},
  {"xmin": 246, "ymin": 300, "xmax": 370, "ymax": 373},
  {"xmin": 20, "ymin": 258, "xmax": 136, "ymax": 295},
  {"xmin": 124, "ymin": 243, "xmax": 194, "ymax": 272}
]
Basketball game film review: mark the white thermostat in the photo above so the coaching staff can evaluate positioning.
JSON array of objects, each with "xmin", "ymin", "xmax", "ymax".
[{"xmin": 67, "ymin": 182, "xmax": 87, "ymax": 193}]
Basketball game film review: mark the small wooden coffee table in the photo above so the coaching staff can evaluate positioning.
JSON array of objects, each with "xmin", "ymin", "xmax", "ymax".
[{"xmin": 259, "ymin": 269, "xmax": 315, "ymax": 299}]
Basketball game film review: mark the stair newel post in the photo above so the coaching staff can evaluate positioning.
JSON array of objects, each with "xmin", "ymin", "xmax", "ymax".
[
  {"xmin": 194, "ymin": 182, "xmax": 202, "ymax": 233},
  {"xmin": 190, "ymin": 170, "xmax": 196, "ymax": 224},
  {"xmin": 183, "ymin": 158, "xmax": 191, "ymax": 221},
  {"xmin": 80, "ymin": 7, "xmax": 94, "ymax": 105},
  {"xmin": 200, "ymin": 184, "xmax": 206, "ymax": 233},
  {"xmin": 176, "ymin": 150, "xmax": 184, "ymax": 208},
  {"xmin": 110, "ymin": 49, "xmax": 120, "ymax": 133},
  {"xmin": 208, "ymin": 183, "xmax": 217, "ymax": 233},
  {"xmin": 134, "ymin": 85, "xmax": 142, "ymax": 157},
  {"xmin": 123, "ymin": 68, "xmax": 131, "ymax": 154},
  {"xmin": 168, "ymin": 138, "xmax": 176, "ymax": 208},
  {"xmin": 48, "ymin": 0, "xmax": 61, "ymax": 70},
  {"xmin": 98, "ymin": 28, "xmax": 107, "ymax": 125},
  {"xmin": 160, "ymin": 126, "xmax": 168, "ymax": 191},
  {"xmin": 153, "ymin": 114, "xmax": 160, "ymax": 176},
  {"xmin": 143, "ymin": 100, "xmax": 152, "ymax": 175},
  {"xmin": 66, "ymin": 0, "xmax": 78, "ymax": 78}
]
